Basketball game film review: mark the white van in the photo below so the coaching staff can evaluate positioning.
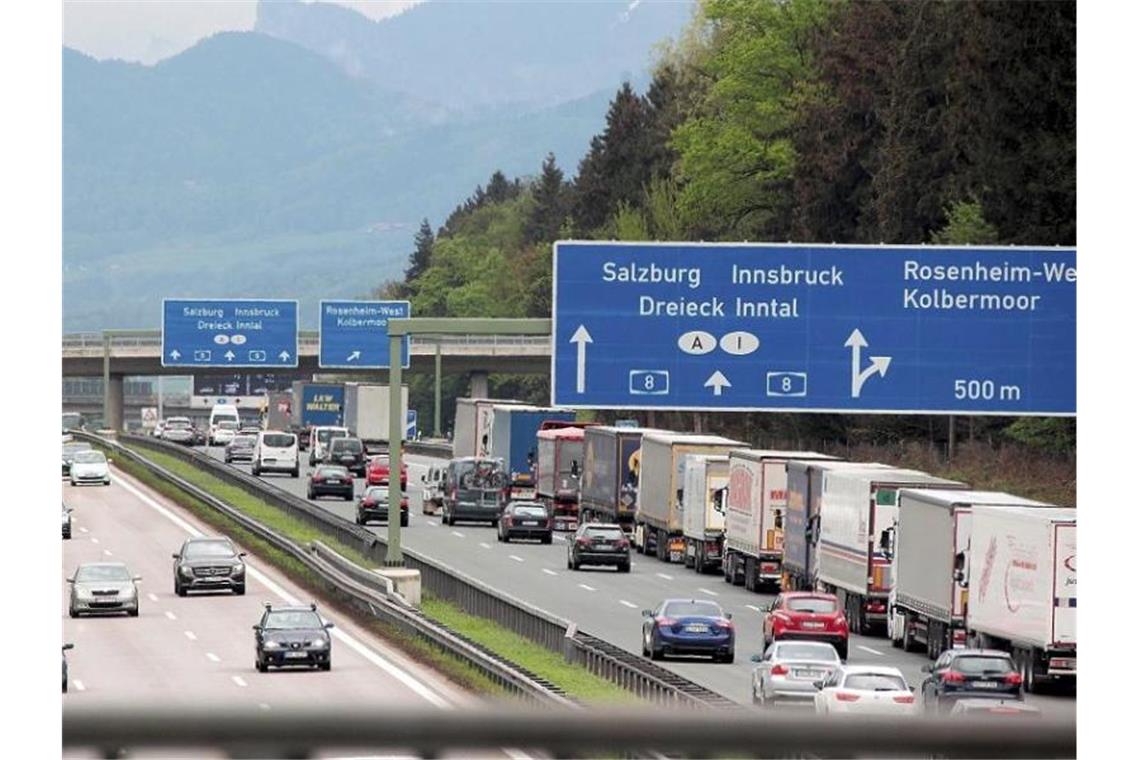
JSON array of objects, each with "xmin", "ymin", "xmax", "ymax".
[
  {"xmin": 308, "ymin": 426, "xmax": 350, "ymax": 467},
  {"xmin": 422, "ymin": 464, "xmax": 446, "ymax": 515},
  {"xmin": 208, "ymin": 405, "xmax": 242, "ymax": 446},
  {"xmin": 252, "ymin": 430, "xmax": 299, "ymax": 477}
]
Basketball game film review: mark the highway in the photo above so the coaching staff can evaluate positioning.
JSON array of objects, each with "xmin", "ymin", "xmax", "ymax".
[
  {"xmin": 61, "ymin": 468, "xmax": 527, "ymax": 759},
  {"xmin": 199, "ymin": 445, "xmax": 1077, "ymax": 718}
]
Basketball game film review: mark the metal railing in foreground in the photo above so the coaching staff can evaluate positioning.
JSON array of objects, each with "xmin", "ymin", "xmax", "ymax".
[{"xmin": 63, "ymin": 704, "xmax": 1076, "ymax": 759}]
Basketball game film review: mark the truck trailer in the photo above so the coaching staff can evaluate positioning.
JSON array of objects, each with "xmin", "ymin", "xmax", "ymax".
[
  {"xmin": 681, "ymin": 455, "xmax": 730, "ymax": 574},
  {"xmin": 342, "ymin": 383, "xmax": 409, "ymax": 448},
  {"xmin": 265, "ymin": 391, "xmax": 292, "ymax": 432},
  {"xmin": 290, "ymin": 382, "xmax": 345, "ymax": 449},
  {"xmin": 453, "ymin": 398, "xmax": 526, "ymax": 458},
  {"xmin": 889, "ymin": 489, "xmax": 1051, "ymax": 660},
  {"xmin": 634, "ymin": 432, "xmax": 744, "ymax": 563},
  {"xmin": 579, "ymin": 426, "xmax": 662, "ymax": 528},
  {"xmin": 815, "ymin": 468, "xmax": 966, "ymax": 635},
  {"xmin": 966, "ymin": 505, "xmax": 1076, "ymax": 693},
  {"xmin": 722, "ymin": 450, "xmax": 836, "ymax": 592},
  {"xmin": 489, "ymin": 405, "xmax": 577, "ymax": 499},
  {"xmin": 535, "ymin": 426, "xmax": 586, "ymax": 530}
]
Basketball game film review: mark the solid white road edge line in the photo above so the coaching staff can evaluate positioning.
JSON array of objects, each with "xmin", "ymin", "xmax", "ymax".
[{"xmin": 113, "ymin": 474, "xmax": 453, "ymax": 710}]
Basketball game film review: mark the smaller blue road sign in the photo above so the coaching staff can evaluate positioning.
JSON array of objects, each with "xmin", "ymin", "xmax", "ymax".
[
  {"xmin": 406, "ymin": 410, "xmax": 418, "ymax": 440},
  {"xmin": 319, "ymin": 300, "xmax": 410, "ymax": 369},
  {"xmin": 163, "ymin": 299, "xmax": 298, "ymax": 368}
]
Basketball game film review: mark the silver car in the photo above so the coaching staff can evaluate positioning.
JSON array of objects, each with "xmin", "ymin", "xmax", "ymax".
[
  {"xmin": 68, "ymin": 562, "xmax": 140, "ymax": 617},
  {"xmin": 161, "ymin": 417, "xmax": 196, "ymax": 445},
  {"xmin": 69, "ymin": 450, "xmax": 110, "ymax": 486},
  {"xmin": 751, "ymin": 640, "xmax": 841, "ymax": 706}
]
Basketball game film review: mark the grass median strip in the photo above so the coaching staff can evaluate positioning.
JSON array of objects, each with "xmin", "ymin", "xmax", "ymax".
[{"xmin": 112, "ymin": 442, "xmax": 633, "ymax": 703}]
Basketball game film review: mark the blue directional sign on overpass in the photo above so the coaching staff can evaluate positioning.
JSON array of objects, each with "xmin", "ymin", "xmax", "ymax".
[
  {"xmin": 551, "ymin": 242, "xmax": 1076, "ymax": 415},
  {"xmin": 318, "ymin": 300, "xmax": 410, "ymax": 369},
  {"xmin": 162, "ymin": 299, "xmax": 298, "ymax": 368}
]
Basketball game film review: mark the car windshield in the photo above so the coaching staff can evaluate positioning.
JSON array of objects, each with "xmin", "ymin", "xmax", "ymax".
[
  {"xmin": 371, "ymin": 456, "xmax": 390, "ymax": 467},
  {"xmin": 512, "ymin": 505, "xmax": 547, "ymax": 517},
  {"xmin": 167, "ymin": 420, "xmax": 191, "ymax": 429},
  {"xmin": 63, "ymin": 443, "xmax": 91, "ymax": 455},
  {"xmin": 72, "ymin": 451, "xmax": 106, "ymax": 464},
  {"xmin": 333, "ymin": 439, "xmax": 362, "ymax": 453},
  {"xmin": 263, "ymin": 610, "xmax": 323, "ymax": 630},
  {"xmin": 844, "ymin": 673, "xmax": 907, "ymax": 691},
  {"xmin": 953, "ymin": 655, "xmax": 1014, "ymax": 675},
  {"xmin": 184, "ymin": 540, "xmax": 236, "ymax": 559},
  {"xmin": 364, "ymin": 487, "xmax": 388, "ymax": 501},
  {"xmin": 663, "ymin": 601, "xmax": 722, "ymax": 618},
  {"xmin": 262, "ymin": 433, "xmax": 295, "ymax": 448},
  {"xmin": 219, "ymin": 421, "xmax": 239, "ymax": 430},
  {"xmin": 586, "ymin": 526, "xmax": 624, "ymax": 539},
  {"xmin": 317, "ymin": 466, "xmax": 348, "ymax": 477},
  {"xmin": 75, "ymin": 564, "xmax": 130, "ymax": 582},
  {"xmin": 774, "ymin": 643, "xmax": 839, "ymax": 662},
  {"xmin": 787, "ymin": 597, "xmax": 837, "ymax": 614}
]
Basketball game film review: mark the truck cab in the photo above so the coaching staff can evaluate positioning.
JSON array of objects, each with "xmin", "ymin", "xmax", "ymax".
[{"xmin": 536, "ymin": 427, "xmax": 586, "ymax": 531}]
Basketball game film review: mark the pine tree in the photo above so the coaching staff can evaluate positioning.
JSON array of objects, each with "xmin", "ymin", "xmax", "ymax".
[
  {"xmin": 486, "ymin": 170, "xmax": 513, "ymax": 203},
  {"xmin": 524, "ymin": 153, "xmax": 568, "ymax": 244},
  {"xmin": 404, "ymin": 218, "xmax": 434, "ymax": 284}
]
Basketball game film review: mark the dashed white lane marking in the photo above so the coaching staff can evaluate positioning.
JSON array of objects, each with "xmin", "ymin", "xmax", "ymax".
[
  {"xmin": 427, "ymin": 520, "xmax": 438, "ymax": 527},
  {"xmin": 90, "ymin": 537, "xmax": 99, "ymax": 544},
  {"xmin": 102, "ymin": 549, "xmax": 113, "ymax": 556},
  {"xmin": 231, "ymin": 676, "xmax": 248, "ymax": 687},
  {"xmin": 745, "ymin": 604, "xmax": 762, "ymax": 613},
  {"xmin": 619, "ymin": 600, "xmax": 638, "ymax": 609},
  {"xmin": 508, "ymin": 555, "xmax": 525, "ymax": 563},
  {"xmin": 78, "ymin": 526, "xmax": 89, "ymax": 534},
  {"xmin": 184, "ymin": 631, "xmax": 197, "ymax": 641},
  {"xmin": 478, "ymin": 542, "xmax": 491, "ymax": 549},
  {"xmin": 164, "ymin": 611, "xmax": 177, "ymax": 621},
  {"xmin": 72, "ymin": 679, "xmax": 86, "ymax": 692},
  {"xmin": 857, "ymin": 645, "xmax": 884, "ymax": 656},
  {"xmin": 542, "ymin": 569, "xmax": 558, "ymax": 576},
  {"xmin": 655, "ymin": 572, "xmax": 673, "ymax": 581},
  {"xmin": 697, "ymin": 587, "xmax": 719, "ymax": 597},
  {"xmin": 116, "ymin": 466, "xmax": 453, "ymax": 710},
  {"xmin": 206, "ymin": 653, "xmax": 221, "ymax": 663},
  {"xmin": 147, "ymin": 593, "xmax": 159, "ymax": 602},
  {"xmin": 450, "ymin": 531, "xmax": 465, "ymax": 538},
  {"xmin": 552, "ymin": 535, "xmax": 567, "ymax": 542},
  {"xmin": 577, "ymin": 583, "xmax": 597, "ymax": 592}
]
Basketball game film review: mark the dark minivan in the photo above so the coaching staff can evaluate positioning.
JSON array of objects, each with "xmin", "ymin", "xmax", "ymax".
[
  {"xmin": 327, "ymin": 437, "xmax": 367, "ymax": 477},
  {"xmin": 441, "ymin": 457, "xmax": 508, "ymax": 526}
]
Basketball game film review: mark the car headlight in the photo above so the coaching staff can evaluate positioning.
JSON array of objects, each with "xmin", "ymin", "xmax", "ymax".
[
  {"xmin": 263, "ymin": 640, "xmax": 281, "ymax": 649},
  {"xmin": 309, "ymin": 638, "xmax": 328, "ymax": 649},
  {"xmin": 179, "ymin": 565, "xmax": 193, "ymax": 577},
  {"xmin": 232, "ymin": 564, "xmax": 245, "ymax": 576},
  {"xmin": 75, "ymin": 589, "xmax": 94, "ymax": 600}
]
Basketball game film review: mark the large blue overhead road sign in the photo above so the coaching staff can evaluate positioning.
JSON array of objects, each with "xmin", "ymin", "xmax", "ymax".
[
  {"xmin": 162, "ymin": 299, "xmax": 298, "ymax": 368},
  {"xmin": 551, "ymin": 242, "xmax": 1076, "ymax": 415},
  {"xmin": 318, "ymin": 300, "xmax": 410, "ymax": 369}
]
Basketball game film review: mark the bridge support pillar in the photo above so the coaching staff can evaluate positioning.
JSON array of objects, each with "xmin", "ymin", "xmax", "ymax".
[
  {"xmin": 104, "ymin": 374, "xmax": 125, "ymax": 432},
  {"xmin": 468, "ymin": 370, "xmax": 489, "ymax": 399}
]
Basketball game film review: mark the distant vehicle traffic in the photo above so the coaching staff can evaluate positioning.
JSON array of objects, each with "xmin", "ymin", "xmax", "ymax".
[
  {"xmin": 62, "ymin": 441, "xmax": 93, "ymax": 477},
  {"xmin": 750, "ymin": 640, "xmax": 842, "ymax": 707},
  {"xmin": 172, "ymin": 537, "xmax": 247, "ymax": 596},
  {"xmin": 307, "ymin": 465, "xmax": 354, "ymax": 501},
  {"xmin": 763, "ymin": 592, "xmax": 849, "ymax": 660},
  {"xmin": 367, "ymin": 454, "xmax": 408, "ymax": 488},
  {"xmin": 69, "ymin": 450, "xmax": 110, "ymax": 486},
  {"xmin": 919, "ymin": 649, "xmax": 1023, "ymax": 713},
  {"xmin": 327, "ymin": 436, "xmax": 367, "ymax": 477},
  {"xmin": 814, "ymin": 665, "xmax": 916, "ymax": 715},
  {"xmin": 208, "ymin": 404, "xmax": 241, "ymax": 445},
  {"xmin": 209, "ymin": 419, "xmax": 239, "ymax": 447},
  {"xmin": 253, "ymin": 603, "xmax": 334, "ymax": 672},
  {"xmin": 68, "ymin": 562, "xmax": 140, "ymax": 617},
  {"xmin": 224, "ymin": 434, "xmax": 258, "ymax": 464},
  {"xmin": 308, "ymin": 425, "xmax": 350, "ymax": 466},
  {"xmin": 567, "ymin": 522, "xmax": 629, "ymax": 571},
  {"xmin": 441, "ymin": 457, "xmax": 507, "ymax": 526},
  {"xmin": 160, "ymin": 417, "xmax": 195, "ymax": 445},
  {"xmin": 497, "ymin": 501, "xmax": 553, "ymax": 543},
  {"xmin": 62, "ymin": 412, "xmax": 85, "ymax": 433},
  {"xmin": 642, "ymin": 599, "xmax": 735, "ymax": 663},
  {"xmin": 252, "ymin": 431, "xmax": 299, "ymax": 477},
  {"xmin": 356, "ymin": 485, "xmax": 408, "ymax": 527},
  {"xmin": 62, "ymin": 504, "xmax": 73, "ymax": 539}
]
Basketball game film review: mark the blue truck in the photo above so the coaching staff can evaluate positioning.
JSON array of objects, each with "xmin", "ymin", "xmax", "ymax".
[
  {"xmin": 489, "ymin": 405, "xmax": 577, "ymax": 499},
  {"xmin": 290, "ymin": 382, "xmax": 345, "ymax": 449}
]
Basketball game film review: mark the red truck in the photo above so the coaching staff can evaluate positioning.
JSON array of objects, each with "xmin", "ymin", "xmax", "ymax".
[{"xmin": 535, "ymin": 426, "xmax": 585, "ymax": 530}]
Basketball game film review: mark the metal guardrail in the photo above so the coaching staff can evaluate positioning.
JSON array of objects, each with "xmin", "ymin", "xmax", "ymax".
[
  {"xmin": 63, "ymin": 705, "xmax": 1077, "ymax": 758},
  {"xmin": 77, "ymin": 432, "xmax": 574, "ymax": 707},
  {"xmin": 112, "ymin": 432, "xmax": 732, "ymax": 707},
  {"xmin": 404, "ymin": 439, "xmax": 454, "ymax": 458}
]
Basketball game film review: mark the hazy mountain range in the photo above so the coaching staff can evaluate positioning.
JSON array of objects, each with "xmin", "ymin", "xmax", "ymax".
[{"xmin": 62, "ymin": 0, "xmax": 693, "ymax": 331}]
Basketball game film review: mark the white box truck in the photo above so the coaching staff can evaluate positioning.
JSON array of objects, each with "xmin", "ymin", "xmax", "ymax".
[
  {"xmin": 815, "ymin": 468, "xmax": 965, "ymax": 634},
  {"xmin": 453, "ymin": 398, "xmax": 526, "ymax": 458},
  {"xmin": 889, "ymin": 489, "xmax": 1051, "ymax": 659},
  {"xmin": 722, "ymin": 450, "xmax": 836, "ymax": 592},
  {"xmin": 681, "ymin": 455, "xmax": 730, "ymax": 574},
  {"xmin": 343, "ymin": 383, "xmax": 408, "ymax": 447},
  {"xmin": 966, "ymin": 505, "xmax": 1076, "ymax": 693}
]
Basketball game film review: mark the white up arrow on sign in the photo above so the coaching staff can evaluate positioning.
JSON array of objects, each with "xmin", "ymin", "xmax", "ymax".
[
  {"xmin": 224, "ymin": 350, "xmax": 236, "ymax": 362},
  {"xmin": 570, "ymin": 325, "xmax": 593, "ymax": 393},
  {"xmin": 704, "ymin": 370, "xmax": 731, "ymax": 396},
  {"xmin": 278, "ymin": 351, "xmax": 291, "ymax": 362},
  {"xmin": 844, "ymin": 328, "xmax": 891, "ymax": 398},
  {"xmin": 169, "ymin": 350, "xmax": 181, "ymax": 361}
]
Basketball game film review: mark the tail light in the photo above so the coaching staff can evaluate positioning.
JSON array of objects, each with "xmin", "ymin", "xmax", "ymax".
[
  {"xmin": 656, "ymin": 617, "xmax": 677, "ymax": 628},
  {"xmin": 576, "ymin": 536, "xmax": 593, "ymax": 546},
  {"xmin": 400, "ymin": 498, "xmax": 409, "ymax": 509},
  {"xmin": 770, "ymin": 664, "xmax": 789, "ymax": 676},
  {"xmin": 829, "ymin": 614, "xmax": 848, "ymax": 632},
  {"xmin": 942, "ymin": 671, "xmax": 966, "ymax": 683},
  {"xmin": 716, "ymin": 618, "xmax": 734, "ymax": 630},
  {"xmin": 1003, "ymin": 672, "xmax": 1023, "ymax": 686},
  {"xmin": 865, "ymin": 600, "xmax": 886, "ymax": 614},
  {"xmin": 892, "ymin": 695, "xmax": 915, "ymax": 704},
  {"xmin": 313, "ymin": 475, "xmax": 324, "ymax": 483},
  {"xmin": 617, "ymin": 538, "xmax": 630, "ymax": 549},
  {"xmin": 451, "ymin": 488, "xmax": 457, "ymax": 500},
  {"xmin": 503, "ymin": 517, "xmax": 513, "ymax": 527},
  {"xmin": 835, "ymin": 692, "xmax": 861, "ymax": 702}
]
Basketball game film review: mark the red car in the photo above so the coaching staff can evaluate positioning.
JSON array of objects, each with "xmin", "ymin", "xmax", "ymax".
[
  {"xmin": 366, "ymin": 455, "xmax": 408, "ymax": 488},
  {"xmin": 763, "ymin": 592, "xmax": 849, "ymax": 660}
]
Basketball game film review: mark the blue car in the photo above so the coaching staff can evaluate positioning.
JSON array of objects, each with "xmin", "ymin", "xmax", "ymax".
[{"xmin": 642, "ymin": 598, "xmax": 735, "ymax": 663}]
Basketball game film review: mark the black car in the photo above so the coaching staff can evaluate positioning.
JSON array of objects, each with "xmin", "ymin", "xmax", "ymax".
[
  {"xmin": 253, "ymin": 603, "xmax": 334, "ymax": 672},
  {"xmin": 172, "ymin": 537, "xmax": 247, "ymax": 596},
  {"xmin": 356, "ymin": 486, "xmax": 409, "ymax": 527},
  {"xmin": 62, "ymin": 442, "xmax": 92, "ymax": 477},
  {"xmin": 920, "ymin": 648, "xmax": 1023, "ymax": 712},
  {"xmin": 307, "ymin": 465, "xmax": 354, "ymax": 501},
  {"xmin": 224, "ymin": 434, "xmax": 258, "ymax": 463},
  {"xmin": 567, "ymin": 522, "xmax": 631, "ymax": 572},
  {"xmin": 498, "ymin": 501, "xmax": 553, "ymax": 544},
  {"xmin": 327, "ymin": 437, "xmax": 367, "ymax": 477}
]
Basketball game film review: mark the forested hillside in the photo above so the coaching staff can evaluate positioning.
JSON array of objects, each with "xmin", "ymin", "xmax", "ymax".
[{"xmin": 390, "ymin": 0, "xmax": 1076, "ymax": 470}]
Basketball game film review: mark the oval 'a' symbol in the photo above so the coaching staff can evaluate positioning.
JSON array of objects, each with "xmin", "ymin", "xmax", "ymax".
[
  {"xmin": 720, "ymin": 331, "xmax": 760, "ymax": 355},
  {"xmin": 213, "ymin": 334, "xmax": 231, "ymax": 345},
  {"xmin": 678, "ymin": 331, "xmax": 717, "ymax": 355}
]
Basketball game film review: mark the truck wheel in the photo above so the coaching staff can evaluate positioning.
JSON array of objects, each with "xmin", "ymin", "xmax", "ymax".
[
  {"xmin": 655, "ymin": 530, "xmax": 669, "ymax": 562},
  {"xmin": 694, "ymin": 548, "xmax": 705, "ymax": 574},
  {"xmin": 723, "ymin": 555, "xmax": 734, "ymax": 583},
  {"xmin": 291, "ymin": 467, "xmax": 299, "ymax": 478}
]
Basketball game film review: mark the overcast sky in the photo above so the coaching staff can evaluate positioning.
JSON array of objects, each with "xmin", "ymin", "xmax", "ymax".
[{"xmin": 63, "ymin": 0, "xmax": 422, "ymax": 64}]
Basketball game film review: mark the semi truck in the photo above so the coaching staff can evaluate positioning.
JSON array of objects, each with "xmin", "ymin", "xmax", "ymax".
[
  {"xmin": 342, "ymin": 383, "xmax": 409, "ymax": 448},
  {"xmin": 722, "ymin": 450, "xmax": 836, "ymax": 592},
  {"xmin": 290, "ymin": 382, "xmax": 345, "ymax": 449},
  {"xmin": 680, "ymin": 455, "xmax": 730, "ymax": 574},
  {"xmin": 489, "ymin": 405, "xmax": 577, "ymax": 499},
  {"xmin": 889, "ymin": 489, "xmax": 1051, "ymax": 659},
  {"xmin": 634, "ymin": 432, "xmax": 744, "ymax": 563},
  {"xmin": 965, "ymin": 505, "xmax": 1076, "ymax": 693},
  {"xmin": 579, "ymin": 426, "xmax": 661, "ymax": 528},
  {"xmin": 453, "ymin": 398, "xmax": 527, "ymax": 458},
  {"xmin": 815, "ymin": 468, "xmax": 966, "ymax": 635},
  {"xmin": 265, "ymin": 391, "xmax": 292, "ymax": 432},
  {"xmin": 535, "ymin": 426, "xmax": 586, "ymax": 530}
]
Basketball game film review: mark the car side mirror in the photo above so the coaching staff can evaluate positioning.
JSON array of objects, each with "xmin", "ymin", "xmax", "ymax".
[
  {"xmin": 238, "ymin": 552, "xmax": 247, "ymax": 558},
  {"xmin": 641, "ymin": 610, "xmax": 652, "ymax": 617},
  {"xmin": 813, "ymin": 680, "xmax": 825, "ymax": 690},
  {"xmin": 750, "ymin": 654, "xmax": 762, "ymax": 663},
  {"xmin": 63, "ymin": 643, "xmax": 75, "ymax": 651},
  {"xmin": 171, "ymin": 553, "xmax": 180, "ymax": 559},
  {"xmin": 910, "ymin": 686, "xmax": 916, "ymax": 692},
  {"xmin": 725, "ymin": 612, "xmax": 732, "ymax": 620},
  {"xmin": 133, "ymin": 576, "xmax": 142, "ymax": 582},
  {"xmin": 921, "ymin": 664, "xmax": 932, "ymax": 673},
  {"xmin": 324, "ymin": 622, "xmax": 335, "ymax": 629},
  {"xmin": 252, "ymin": 625, "xmax": 260, "ymax": 631},
  {"xmin": 66, "ymin": 578, "xmax": 75, "ymax": 584}
]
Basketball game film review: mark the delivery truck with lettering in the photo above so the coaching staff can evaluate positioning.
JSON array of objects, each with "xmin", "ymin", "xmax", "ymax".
[
  {"xmin": 489, "ymin": 405, "xmax": 577, "ymax": 499},
  {"xmin": 889, "ymin": 489, "xmax": 1051, "ymax": 659},
  {"xmin": 453, "ymin": 398, "xmax": 526, "ymax": 458},
  {"xmin": 680, "ymin": 455, "xmax": 730, "ymax": 574},
  {"xmin": 579, "ymin": 426, "xmax": 661, "ymax": 528},
  {"xmin": 343, "ymin": 383, "xmax": 409, "ymax": 448},
  {"xmin": 965, "ymin": 506, "xmax": 1076, "ymax": 693},
  {"xmin": 722, "ymin": 450, "xmax": 836, "ymax": 592},
  {"xmin": 291, "ymin": 382, "xmax": 345, "ymax": 449},
  {"xmin": 635, "ymin": 432, "xmax": 744, "ymax": 563}
]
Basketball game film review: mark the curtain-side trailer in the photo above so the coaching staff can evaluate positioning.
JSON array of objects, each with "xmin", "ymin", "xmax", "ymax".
[{"xmin": 579, "ymin": 426, "xmax": 662, "ymax": 528}]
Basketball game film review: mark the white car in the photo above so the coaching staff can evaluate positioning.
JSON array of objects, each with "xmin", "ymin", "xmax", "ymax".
[
  {"xmin": 210, "ymin": 419, "xmax": 240, "ymax": 446},
  {"xmin": 69, "ymin": 450, "xmax": 111, "ymax": 486},
  {"xmin": 814, "ymin": 665, "xmax": 918, "ymax": 716},
  {"xmin": 253, "ymin": 431, "xmax": 300, "ymax": 477},
  {"xmin": 308, "ymin": 426, "xmax": 350, "ymax": 466}
]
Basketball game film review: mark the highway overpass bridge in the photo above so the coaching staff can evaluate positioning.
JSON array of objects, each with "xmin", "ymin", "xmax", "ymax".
[{"xmin": 63, "ymin": 330, "xmax": 552, "ymax": 431}]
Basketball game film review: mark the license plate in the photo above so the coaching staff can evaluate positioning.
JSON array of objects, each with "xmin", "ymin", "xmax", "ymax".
[
  {"xmin": 973, "ymin": 681, "xmax": 998, "ymax": 689},
  {"xmin": 284, "ymin": 651, "xmax": 308, "ymax": 659},
  {"xmin": 803, "ymin": 622, "xmax": 825, "ymax": 629},
  {"xmin": 594, "ymin": 544, "xmax": 613, "ymax": 551},
  {"xmin": 523, "ymin": 521, "xmax": 539, "ymax": 526},
  {"xmin": 327, "ymin": 478, "xmax": 341, "ymax": 484},
  {"xmin": 686, "ymin": 625, "xmax": 709, "ymax": 633},
  {"xmin": 795, "ymin": 669, "xmax": 822, "ymax": 679}
]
